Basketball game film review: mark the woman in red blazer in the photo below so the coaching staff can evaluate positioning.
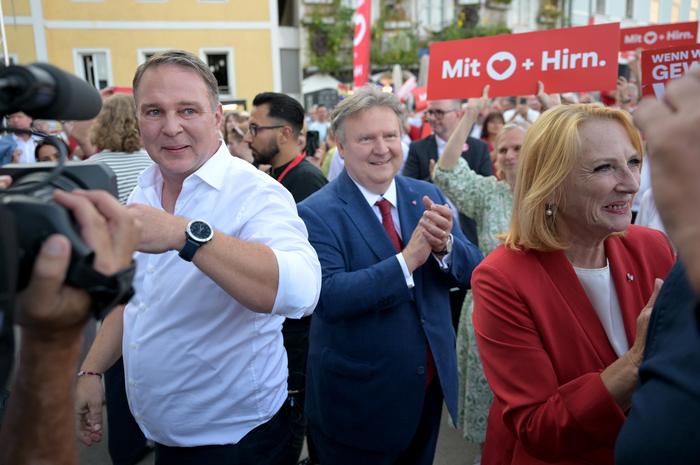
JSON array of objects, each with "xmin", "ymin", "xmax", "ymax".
[{"xmin": 471, "ymin": 104, "xmax": 675, "ymax": 465}]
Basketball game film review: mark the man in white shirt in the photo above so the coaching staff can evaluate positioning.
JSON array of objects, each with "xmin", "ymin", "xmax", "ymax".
[
  {"xmin": 75, "ymin": 50, "xmax": 322, "ymax": 465},
  {"xmin": 308, "ymin": 104, "xmax": 330, "ymax": 141},
  {"xmin": 503, "ymin": 96, "xmax": 540, "ymax": 127},
  {"xmin": 5, "ymin": 112, "xmax": 38, "ymax": 164}
]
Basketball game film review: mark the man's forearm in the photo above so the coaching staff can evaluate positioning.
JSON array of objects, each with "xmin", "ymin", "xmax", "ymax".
[
  {"xmin": 193, "ymin": 236, "xmax": 280, "ymax": 313},
  {"xmin": 80, "ymin": 305, "xmax": 125, "ymax": 373},
  {"xmin": 0, "ymin": 330, "xmax": 83, "ymax": 465}
]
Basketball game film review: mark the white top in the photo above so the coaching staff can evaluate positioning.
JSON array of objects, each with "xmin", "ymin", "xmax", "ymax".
[
  {"xmin": 327, "ymin": 147, "xmax": 344, "ymax": 181},
  {"xmin": 350, "ymin": 177, "xmax": 451, "ymax": 289},
  {"xmin": 503, "ymin": 108, "xmax": 540, "ymax": 126},
  {"xmin": 13, "ymin": 134, "xmax": 37, "ymax": 164},
  {"xmin": 635, "ymin": 188, "xmax": 666, "ymax": 234},
  {"xmin": 123, "ymin": 143, "xmax": 322, "ymax": 446},
  {"xmin": 308, "ymin": 120, "xmax": 330, "ymax": 141},
  {"xmin": 632, "ymin": 160, "xmax": 651, "ymax": 214},
  {"xmin": 574, "ymin": 262, "xmax": 629, "ymax": 357}
]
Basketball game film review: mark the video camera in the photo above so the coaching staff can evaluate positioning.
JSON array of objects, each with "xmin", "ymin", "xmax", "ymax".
[
  {"xmin": 0, "ymin": 161, "xmax": 122, "ymax": 317},
  {"xmin": 0, "ymin": 62, "xmax": 130, "ymax": 327}
]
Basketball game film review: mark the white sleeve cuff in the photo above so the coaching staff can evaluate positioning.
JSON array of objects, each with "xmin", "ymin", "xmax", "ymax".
[
  {"xmin": 270, "ymin": 247, "xmax": 322, "ymax": 318},
  {"xmin": 396, "ymin": 252, "xmax": 415, "ymax": 289}
]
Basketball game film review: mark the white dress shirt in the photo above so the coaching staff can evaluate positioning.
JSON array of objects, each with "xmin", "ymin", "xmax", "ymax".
[
  {"xmin": 350, "ymin": 177, "xmax": 452, "ymax": 290},
  {"xmin": 123, "ymin": 143, "xmax": 321, "ymax": 446},
  {"xmin": 13, "ymin": 134, "xmax": 37, "ymax": 164}
]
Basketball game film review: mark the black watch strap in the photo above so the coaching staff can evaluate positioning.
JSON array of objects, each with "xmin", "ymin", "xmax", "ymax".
[{"xmin": 179, "ymin": 238, "xmax": 201, "ymax": 262}]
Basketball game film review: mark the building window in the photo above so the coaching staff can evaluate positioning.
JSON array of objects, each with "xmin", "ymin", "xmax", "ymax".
[
  {"xmin": 650, "ymin": 0, "xmax": 660, "ymax": 22},
  {"xmin": 279, "ymin": 0, "xmax": 297, "ymax": 26},
  {"xmin": 671, "ymin": 0, "xmax": 681, "ymax": 22},
  {"xmin": 595, "ymin": 0, "xmax": 605, "ymax": 15},
  {"xmin": 419, "ymin": 0, "xmax": 451, "ymax": 31},
  {"xmin": 625, "ymin": 0, "xmax": 633, "ymax": 18},
  {"xmin": 74, "ymin": 50, "xmax": 111, "ymax": 90},
  {"xmin": 280, "ymin": 48, "xmax": 301, "ymax": 95},
  {"xmin": 200, "ymin": 49, "xmax": 235, "ymax": 97}
]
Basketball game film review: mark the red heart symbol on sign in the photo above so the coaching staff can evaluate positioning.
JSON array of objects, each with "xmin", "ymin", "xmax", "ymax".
[{"xmin": 490, "ymin": 59, "xmax": 512, "ymax": 76}]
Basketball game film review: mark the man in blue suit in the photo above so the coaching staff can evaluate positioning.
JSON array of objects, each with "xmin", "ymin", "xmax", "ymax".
[{"xmin": 298, "ymin": 87, "xmax": 483, "ymax": 465}]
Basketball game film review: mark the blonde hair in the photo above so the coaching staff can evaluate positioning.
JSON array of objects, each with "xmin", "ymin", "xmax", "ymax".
[
  {"xmin": 503, "ymin": 104, "xmax": 643, "ymax": 251},
  {"xmin": 89, "ymin": 94, "xmax": 142, "ymax": 153},
  {"xmin": 494, "ymin": 123, "xmax": 526, "ymax": 180}
]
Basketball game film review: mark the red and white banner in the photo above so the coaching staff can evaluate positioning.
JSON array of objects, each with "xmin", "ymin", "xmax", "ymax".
[
  {"xmin": 352, "ymin": 0, "xmax": 371, "ymax": 88},
  {"xmin": 641, "ymin": 44, "xmax": 700, "ymax": 98},
  {"xmin": 412, "ymin": 86, "xmax": 428, "ymax": 111},
  {"xmin": 427, "ymin": 23, "xmax": 620, "ymax": 100},
  {"xmin": 620, "ymin": 21, "xmax": 698, "ymax": 52}
]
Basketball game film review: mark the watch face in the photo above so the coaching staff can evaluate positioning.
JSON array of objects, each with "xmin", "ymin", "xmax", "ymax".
[{"xmin": 189, "ymin": 221, "xmax": 213, "ymax": 242}]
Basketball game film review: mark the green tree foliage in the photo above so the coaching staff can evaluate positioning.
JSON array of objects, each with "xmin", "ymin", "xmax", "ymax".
[
  {"xmin": 306, "ymin": 0, "xmax": 355, "ymax": 73},
  {"xmin": 305, "ymin": 2, "xmax": 511, "ymax": 74}
]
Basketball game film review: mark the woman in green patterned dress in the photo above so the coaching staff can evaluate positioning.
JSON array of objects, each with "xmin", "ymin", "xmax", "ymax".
[{"xmin": 433, "ymin": 101, "xmax": 526, "ymax": 460}]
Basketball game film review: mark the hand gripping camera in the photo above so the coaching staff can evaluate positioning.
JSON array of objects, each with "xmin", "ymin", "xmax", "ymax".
[{"xmin": 0, "ymin": 63, "xmax": 135, "ymax": 321}]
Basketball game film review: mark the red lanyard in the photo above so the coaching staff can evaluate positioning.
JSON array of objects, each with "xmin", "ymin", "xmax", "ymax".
[{"xmin": 276, "ymin": 154, "xmax": 305, "ymax": 183}]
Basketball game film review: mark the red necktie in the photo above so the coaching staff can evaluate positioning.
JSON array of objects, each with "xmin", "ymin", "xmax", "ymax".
[
  {"xmin": 375, "ymin": 198, "xmax": 403, "ymax": 252},
  {"xmin": 375, "ymin": 198, "xmax": 436, "ymax": 386}
]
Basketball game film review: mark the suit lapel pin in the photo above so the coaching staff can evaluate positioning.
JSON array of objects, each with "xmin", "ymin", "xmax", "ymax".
[{"xmin": 626, "ymin": 273, "xmax": 634, "ymax": 282}]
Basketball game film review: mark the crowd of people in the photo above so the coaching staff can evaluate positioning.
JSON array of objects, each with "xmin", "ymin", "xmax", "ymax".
[{"xmin": 0, "ymin": 48, "xmax": 698, "ymax": 465}]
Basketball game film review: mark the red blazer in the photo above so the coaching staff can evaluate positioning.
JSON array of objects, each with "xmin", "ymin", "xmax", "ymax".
[{"xmin": 472, "ymin": 226, "xmax": 675, "ymax": 465}]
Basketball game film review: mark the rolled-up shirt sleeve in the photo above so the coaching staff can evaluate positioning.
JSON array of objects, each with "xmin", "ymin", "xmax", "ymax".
[
  {"xmin": 235, "ymin": 183, "xmax": 321, "ymax": 318},
  {"xmin": 272, "ymin": 240, "xmax": 322, "ymax": 318}
]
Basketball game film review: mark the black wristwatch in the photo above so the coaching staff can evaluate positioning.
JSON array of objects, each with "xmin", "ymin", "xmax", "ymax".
[
  {"xmin": 435, "ymin": 234, "xmax": 453, "ymax": 258},
  {"xmin": 178, "ymin": 219, "xmax": 214, "ymax": 262}
]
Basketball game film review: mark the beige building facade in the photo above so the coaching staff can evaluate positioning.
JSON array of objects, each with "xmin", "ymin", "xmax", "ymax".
[{"xmin": 0, "ymin": 0, "xmax": 301, "ymax": 106}]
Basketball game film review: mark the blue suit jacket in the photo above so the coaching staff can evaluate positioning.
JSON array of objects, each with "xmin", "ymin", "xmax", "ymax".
[
  {"xmin": 298, "ymin": 171, "xmax": 483, "ymax": 452},
  {"xmin": 615, "ymin": 261, "xmax": 699, "ymax": 465}
]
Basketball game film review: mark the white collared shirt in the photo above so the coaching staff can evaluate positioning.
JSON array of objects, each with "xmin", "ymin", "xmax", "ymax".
[
  {"xmin": 12, "ymin": 134, "xmax": 37, "ymax": 164},
  {"xmin": 350, "ymin": 178, "xmax": 452, "ymax": 289},
  {"xmin": 435, "ymin": 134, "xmax": 447, "ymax": 156},
  {"xmin": 123, "ymin": 143, "xmax": 321, "ymax": 446}
]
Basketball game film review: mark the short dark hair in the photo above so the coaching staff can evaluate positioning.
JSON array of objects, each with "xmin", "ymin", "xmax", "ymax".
[{"xmin": 252, "ymin": 92, "xmax": 305, "ymax": 135}]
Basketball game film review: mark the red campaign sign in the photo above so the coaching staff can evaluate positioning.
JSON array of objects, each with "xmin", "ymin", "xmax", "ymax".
[
  {"xmin": 620, "ymin": 21, "xmax": 698, "ymax": 52},
  {"xmin": 641, "ymin": 44, "xmax": 700, "ymax": 97},
  {"xmin": 427, "ymin": 23, "xmax": 620, "ymax": 100},
  {"xmin": 412, "ymin": 86, "xmax": 428, "ymax": 111},
  {"xmin": 352, "ymin": 0, "xmax": 371, "ymax": 88}
]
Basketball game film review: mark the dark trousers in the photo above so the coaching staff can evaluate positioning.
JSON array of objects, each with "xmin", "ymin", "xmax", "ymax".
[
  {"xmin": 154, "ymin": 403, "xmax": 291, "ymax": 465},
  {"xmin": 449, "ymin": 287, "xmax": 467, "ymax": 334},
  {"xmin": 280, "ymin": 315, "xmax": 313, "ymax": 465},
  {"xmin": 310, "ymin": 380, "xmax": 444, "ymax": 465},
  {"xmin": 104, "ymin": 357, "xmax": 150, "ymax": 465}
]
